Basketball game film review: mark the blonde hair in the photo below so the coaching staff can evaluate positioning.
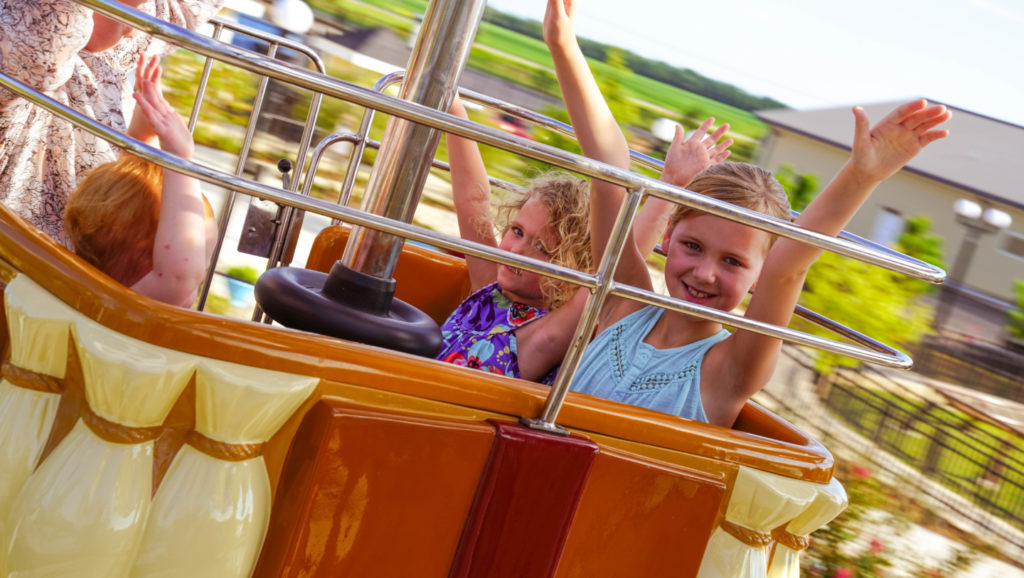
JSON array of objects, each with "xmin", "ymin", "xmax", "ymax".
[
  {"xmin": 494, "ymin": 173, "xmax": 592, "ymax": 309},
  {"xmin": 65, "ymin": 154, "xmax": 163, "ymax": 286},
  {"xmin": 669, "ymin": 162, "xmax": 792, "ymax": 239}
]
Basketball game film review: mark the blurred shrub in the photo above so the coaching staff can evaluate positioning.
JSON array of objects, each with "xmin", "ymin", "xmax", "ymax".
[
  {"xmin": 800, "ymin": 252, "xmax": 932, "ymax": 372},
  {"xmin": 1007, "ymin": 280, "xmax": 1024, "ymax": 341}
]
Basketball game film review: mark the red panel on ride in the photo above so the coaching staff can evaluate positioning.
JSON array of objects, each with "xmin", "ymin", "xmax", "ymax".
[
  {"xmin": 449, "ymin": 420, "xmax": 599, "ymax": 578},
  {"xmin": 253, "ymin": 399, "xmax": 496, "ymax": 577},
  {"xmin": 555, "ymin": 448, "xmax": 728, "ymax": 577}
]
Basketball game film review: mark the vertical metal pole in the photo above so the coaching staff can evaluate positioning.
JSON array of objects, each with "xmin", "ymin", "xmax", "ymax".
[
  {"xmin": 340, "ymin": 0, "xmax": 486, "ymax": 280},
  {"xmin": 932, "ymin": 225, "xmax": 982, "ymax": 332}
]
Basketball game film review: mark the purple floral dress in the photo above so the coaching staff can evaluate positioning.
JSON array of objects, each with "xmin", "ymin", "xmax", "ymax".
[
  {"xmin": 0, "ymin": 0, "xmax": 224, "ymax": 247},
  {"xmin": 437, "ymin": 283, "xmax": 558, "ymax": 385}
]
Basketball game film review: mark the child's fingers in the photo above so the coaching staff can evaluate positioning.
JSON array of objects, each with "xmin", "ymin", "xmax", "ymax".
[
  {"xmin": 710, "ymin": 138, "xmax": 733, "ymax": 158},
  {"xmin": 132, "ymin": 91, "xmax": 157, "ymax": 123},
  {"xmin": 918, "ymin": 128, "xmax": 950, "ymax": 147},
  {"xmin": 880, "ymin": 99, "xmax": 928, "ymax": 128},
  {"xmin": 688, "ymin": 117, "xmax": 715, "ymax": 142},
  {"xmin": 145, "ymin": 54, "xmax": 160, "ymax": 82},
  {"xmin": 906, "ymin": 106, "xmax": 950, "ymax": 132},
  {"xmin": 671, "ymin": 124, "xmax": 686, "ymax": 147},
  {"xmin": 708, "ymin": 122, "xmax": 729, "ymax": 144},
  {"xmin": 136, "ymin": 55, "xmax": 145, "ymax": 86},
  {"xmin": 851, "ymin": 106, "xmax": 871, "ymax": 149},
  {"xmin": 564, "ymin": 0, "xmax": 576, "ymax": 20}
]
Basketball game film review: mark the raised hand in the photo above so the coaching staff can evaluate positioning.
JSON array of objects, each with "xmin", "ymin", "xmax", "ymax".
[
  {"xmin": 132, "ymin": 55, "xmax": 194, "ymax": 159},
  {"xmin": 849, "ymin": 99, "xmax": 951, "ymax": 183},
  {"xmin": 543, "ymin": 0, "xmax": 577, "ymax": 49},
  {"xmin": 660, "ymin": 117, "xmax": 733, "ymax": 187}
]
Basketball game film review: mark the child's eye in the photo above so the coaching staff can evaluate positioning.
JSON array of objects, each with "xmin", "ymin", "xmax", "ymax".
[
  {"xmin": 533, "ymin": 240, "xmax": 553, "ymax": 256},
  {"xmin": 511, "ymin": 226, "xmax": 524, "ymax": 237},
  {"xmin": 724, "ymin": 257, "xmax": 742, "ymax": 267},
  {"xmin": 683, "ymin": 241, "xmax": 701, "ymax": 252}
]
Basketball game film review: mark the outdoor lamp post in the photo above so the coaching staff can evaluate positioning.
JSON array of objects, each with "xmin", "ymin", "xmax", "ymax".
[
  {"xmin": 269, "ymin": 0, "xmax": 315, "ymax": 35},
  {"xmin": 931, "ymin": 199, "xmax": 1013, "ymax": 332}
]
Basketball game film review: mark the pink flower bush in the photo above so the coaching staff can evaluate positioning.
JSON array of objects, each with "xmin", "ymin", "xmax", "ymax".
[{"xmin": 852, "ymin": 466, "xmax": 872, "ymax": 478}]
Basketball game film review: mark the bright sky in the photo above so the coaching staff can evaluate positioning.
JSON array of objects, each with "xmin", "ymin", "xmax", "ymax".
[{"xmin": 484, "ymin": 0, "xmax": 1024, "ymax": 126}]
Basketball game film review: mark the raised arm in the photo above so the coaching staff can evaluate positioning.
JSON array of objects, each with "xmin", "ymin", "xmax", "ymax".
[
  {"xmin": 445, "ymin": 97, "xmax": 500, "ymax": 291},
  {"xmin": 129, "ymin": 55, "xmax": 210, "ymax": 307},
  {"xmin": 705, "ymin": 99, "xmax": 951, "ymax": 423},
  {"xmin": 633, "ymin": 120, "xmax": 733, "ymax": 257},
  {"xmin": 543, "ymin": 0, "xmax": 634, "ymax": 264}
]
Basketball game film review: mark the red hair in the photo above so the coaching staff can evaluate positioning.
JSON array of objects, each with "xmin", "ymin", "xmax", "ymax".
[
  {"xmin": 65, "ymin": 155, "xmax": 162, "ymax": 286},
  {"xmin": 65, "ymin": 155, "xmax": 215, "ymax": 287}
]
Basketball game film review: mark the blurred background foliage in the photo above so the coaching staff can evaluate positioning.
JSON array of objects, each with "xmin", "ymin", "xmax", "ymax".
[{"xmin": 776, "ymin": 168, "xmax": 946, "ymax": 372}]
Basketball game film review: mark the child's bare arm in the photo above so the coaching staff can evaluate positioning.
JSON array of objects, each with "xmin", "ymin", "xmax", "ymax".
[
  {"xmin": 130, "ymin": 55, "xmax": 209, "ymax": 307},
  {"xmin": 445, "ymin": 97, "xmax": 500, "ymax": 292},
  {"xmin": 633, "ymin": 121, "xmax": 732, "ymax": 257},
  {"xmin": 544, "ymin": 0, "xmax": 655, "ymax": 335},
  {"xmin": 514, "ymin": 287, "xmax": 590, "ymax": 381},
  {"xmin": 544, "ymin": 1, "xmax": 634, "ymax": 261},
  {"xmin": 704, "ymin": 99, "xmax": 951, "ymax": 424}
]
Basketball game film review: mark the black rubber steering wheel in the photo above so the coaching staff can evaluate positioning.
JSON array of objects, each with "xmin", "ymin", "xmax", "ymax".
[{"xmin": 256, "ymin": 262, "xmax": 443, "ymax": 358}]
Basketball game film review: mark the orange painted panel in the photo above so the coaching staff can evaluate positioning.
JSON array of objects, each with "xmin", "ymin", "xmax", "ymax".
[
  {"xmin": 0, "ymin": 207, "xmax": 836, "ymax": 486},
  {"xmin": 254, "ymin": 398, "xmax": 496, "ymax": 577},
  {"xmin": 305, "ymin": 225, "xmax": 472, "ymax": 325},
  {"xmin": 555, "ymin": 448, "xmax": 728, "ymax": 578}
]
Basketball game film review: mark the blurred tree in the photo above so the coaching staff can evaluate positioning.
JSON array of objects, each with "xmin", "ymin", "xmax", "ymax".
[
  {"xmin": 774, "ymin": 163, "xmax": 819, "ymax": 212},
  {"xmin": 894, "ymin": 214, "xmax": 945, "ymax": 296},
  {"xmin": 897, "ymin": 215, "xmax": 944, "ymax": 267},
  {"xmin": 1007, "ymin": 280, "xmax": 1024, "ymax": 341},
  {"xmin": 598, "ymin": 47, "xmax": 638, "ymax": 129},
  {"xmin": 800, "ymin": 252, "xmax": 932, "ymax": 372}
]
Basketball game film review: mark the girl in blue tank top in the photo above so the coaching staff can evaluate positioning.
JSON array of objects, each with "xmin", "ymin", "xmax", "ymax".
[{"xmin": 545, "ymin": 0, "xmax": 952, "ymax": 426}]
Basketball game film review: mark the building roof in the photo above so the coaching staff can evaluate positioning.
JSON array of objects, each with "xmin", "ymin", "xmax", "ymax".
[{"xmin": 756, "ymin": 101, "xmax": 1024, "ymax": 211}]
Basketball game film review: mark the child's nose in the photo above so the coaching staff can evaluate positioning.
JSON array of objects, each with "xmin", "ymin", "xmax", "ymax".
[{"xmin": 693, "ymin": 259, "xmax": 716, "ymax": 282}]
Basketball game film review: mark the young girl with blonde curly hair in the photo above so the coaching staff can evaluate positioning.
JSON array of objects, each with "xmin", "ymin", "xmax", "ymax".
[{"xmin": 436, "ymin": 91, "xmax": 730, "ymax": 383}]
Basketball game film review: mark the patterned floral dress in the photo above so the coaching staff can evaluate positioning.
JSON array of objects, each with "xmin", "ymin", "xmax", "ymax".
[
  {"xmin": 0, "ymin": 0, "xmax": 223, "ymax": 247},
  {"xmin": 437, "ymin": 283, "xmax": 558, "ymax": 385}
]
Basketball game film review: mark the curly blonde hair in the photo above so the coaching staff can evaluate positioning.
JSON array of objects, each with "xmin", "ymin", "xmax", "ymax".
[
  {"xmin": 494, "ymin": 173, "xmax": 592, "ymax": 309},
  {"xmin": 669, "ymin": 161, "xmax": 792, "ymax": 245}
]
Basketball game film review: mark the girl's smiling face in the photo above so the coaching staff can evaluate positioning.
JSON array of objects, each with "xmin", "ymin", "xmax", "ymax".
[
  {"xmin": 662, "ymin": 213, "xmax": 770, "ymax": 314},
  {"xmin": 496, "ymin": 197, "xmax": 558, "ymax": 308}
]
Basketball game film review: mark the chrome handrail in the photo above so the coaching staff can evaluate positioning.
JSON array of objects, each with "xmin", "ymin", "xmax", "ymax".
[
  {"xmin": 3, "ymin": 0, "xmax": 944, "ymax": 432},
  {"xmin": 458, "ymin": 86, "xmax": 942, "ymax": 272},
  {"xmin": 0, "ymin": 69, "xmax": 910, "ymax": 368},
  {"xmin": 185, "ymin": 16, "xmax": 326, "ymax": 311},
  {"xmin": 77, "ymin": 0, "xmax": 944, "ymax": 284}
]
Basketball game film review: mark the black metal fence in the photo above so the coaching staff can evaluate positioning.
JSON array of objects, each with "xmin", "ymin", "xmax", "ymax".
[
  {"xmin": 764, "ymin": 345, "xmax": 1024, "ymax": 555},
  {"xmin": 912, "ymin": 334, "xmax": 1024, "ymax": 403}
]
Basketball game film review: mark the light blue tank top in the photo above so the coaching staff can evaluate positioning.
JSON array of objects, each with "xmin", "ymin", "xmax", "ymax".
[{"xmin": 570, "ymin": 306, "xmax": 729, "ymax": 422}]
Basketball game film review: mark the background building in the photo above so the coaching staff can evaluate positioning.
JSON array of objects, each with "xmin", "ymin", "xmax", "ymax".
[{"xmin": 756, "ymin": 101, "xmax": 1024, "ymax": 306}]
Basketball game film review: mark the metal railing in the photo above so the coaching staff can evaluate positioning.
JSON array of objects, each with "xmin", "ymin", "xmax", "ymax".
[
  {"xmin": 184, "ymin": 16, "xmax": 327, "ymax": 311},
  {"xmin": 761, "ymin": 345, "xmax": 1024, "ymax": 554},
  {"xmin": 2, "ymin": 0, "xmax": 948, "ymax": 434}
]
